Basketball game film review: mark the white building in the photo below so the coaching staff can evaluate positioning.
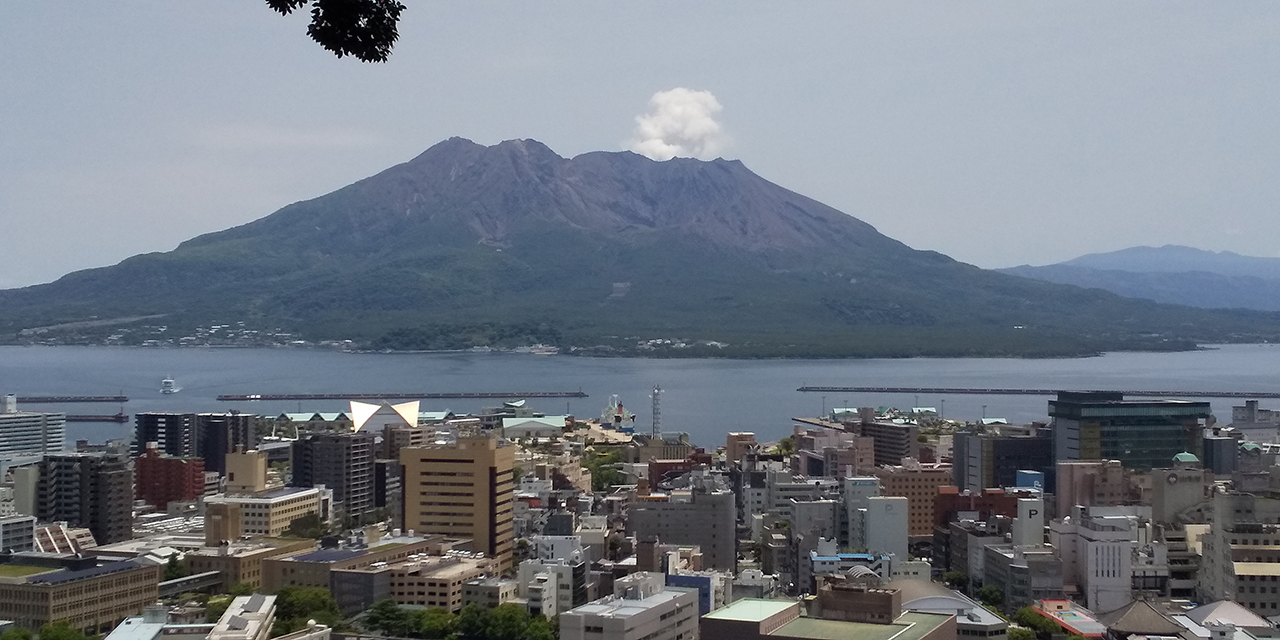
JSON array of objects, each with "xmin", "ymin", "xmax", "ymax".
[
  {"xmin": 0, "ymin": 395, "xmax": 65, "ymax": 458},
  {"xmin": 560, "ymin": 572, "xmax": 698, "ymax": 640},
  {"xmin": 530, "ymin": 535, "xmax": 584, "ymax": 561},
  {"xmin": 519, "ymin": 553, "xmax": 587, "ymax": 614},
  {"xmin": 842, "ymin": 476, "xmax": 881, "ymax": 550},
  {"xmin": 861, "ymin": 496, "xmax": 909, "ymax": 561},
  {"xmin": 1050, "ymin": 506, "xmax": 1135, "ymax": 612}
]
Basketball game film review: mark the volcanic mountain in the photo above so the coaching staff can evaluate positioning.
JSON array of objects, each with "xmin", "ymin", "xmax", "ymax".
[{"xmin": 2, "ymin": 138, "xmax": 1277, "ymax": 356}]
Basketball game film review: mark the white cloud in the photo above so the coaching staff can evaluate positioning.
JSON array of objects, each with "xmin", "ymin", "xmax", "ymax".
[{"xmin": 629, "ymin": 88, "xmax": 728, "ymax": 161}]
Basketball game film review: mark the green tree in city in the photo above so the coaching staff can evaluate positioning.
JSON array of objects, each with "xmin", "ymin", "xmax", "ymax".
[
  {"xmin": 941, "ymin": 571, "xmax": 966, "ymax": 589},
  {"xmin": 976, "ymin": 584, "xmax": 1003, "ymax": 608},
  {"xmin": 207, "ymin": 596, "xmax": 233, "ymax": 623},
  {"xmin": 0, "ymin": 628, "xmax": 33, "ymax": 640},
  {"xmin": 272, "ymin": 587, "xmax": 342, "ymax": 636},
  {"xmin": 365, "ymin": 599, "xmax": 413, "ymax": 637},
  {"xmin": 164, "ymin": 555, "xmax": 188, "ymax": 581},
  {"xmin": 1009, "ymin": 628, "xmax": 1037, "ymax": 640},
  {"xmin": 417, "ymin": 607, "xmax": 458, "ymax": 639},
  {"xmin": 229, "ymin": 582, "xmax": 255, "ymax": 596},
  {"xmin": 37, "ymin": 622, "xmax": 87, "ymax": 640},
  {"xmin": 487, "ymin": 604, "xmax": 531, "ymax": 640},
  {"xmin": 456, "ymin": 604, "xmax": 491, "ymax": 640}
]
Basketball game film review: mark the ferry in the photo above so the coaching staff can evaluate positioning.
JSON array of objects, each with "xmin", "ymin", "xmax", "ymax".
[{"xmin": 160, "ymin": 378, "xmax": 181, "ymax": 394}]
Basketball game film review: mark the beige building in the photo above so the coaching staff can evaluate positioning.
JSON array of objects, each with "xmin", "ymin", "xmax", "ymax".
[
  {"xmin": 560, "ymin": 573, "xmax": 699, "ymax": 640},
  {"xmin": 226, "ymin": 449, "xmax": 269, "ymax": 493},
  {"xmin": 186, "ymin": 539, "xmax": 315, "ymax": 590},
  {"xmin": 463, "ymin": 577, "xmax": 521, "ymax": 609},
  {"xmin": 0, "ymin": 558, "xmax": 161, "ymax": 633},
  {"xmin": 401, "ymin": 435, "xmax": 516, "ymax": 571},
  {"xmin": 725, "ymin": 433, "xmax": 757, "ymax": 466},
  {"xmin": 873, "ymin": 461, "xmax": 953, "ymax": 537},
  {"xmin": 388, "ymin": 553, "xmax": 495, "ymax": 611},
  {"xmin": 262, "ymin": 534, "xmax": 451, "ymax": 592},
  {"xmin": 204, "ymin": 486, "xmax": 333, "ymax": 540}
]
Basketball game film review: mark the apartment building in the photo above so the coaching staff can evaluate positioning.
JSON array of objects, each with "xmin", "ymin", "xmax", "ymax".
[
  {"xmin": 629, "ymin": 490, "xmax": 737, "ymax": 571},
  {"xmin": 292, "ymin": 432, "xmax": 376, "ymax": 520},
  {"xmin": 135, "ymin": 443, "xmax": 207, "ymax": 509},
  {"xmin": 0, "ymin": 398, "xmax": 65, "ymax": 457},
  {"xmin": 874, "ymin": 461, "xmax": 952, "ymax": 537},
  {"xmin": 33, "ymin": 452, "xmax": 133, "ymax": 544}
]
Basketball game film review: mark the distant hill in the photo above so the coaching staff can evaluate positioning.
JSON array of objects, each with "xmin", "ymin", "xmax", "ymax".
[
  {"xmin": 2, "ymin": 139, "xmax": 1278, "ymax": 356},
  {"xmin": 1061, "ymin": 245, "xmax": 1280, "ymax": 279},
  {"xmin": 1002, "ymin": 245, "xmax": 1280, "ymax": 311}
]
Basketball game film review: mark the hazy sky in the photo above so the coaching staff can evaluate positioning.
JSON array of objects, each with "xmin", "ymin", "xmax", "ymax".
[{"xmin": 3, "ymin": 2, "xmax": 1279, "ymax": 289}]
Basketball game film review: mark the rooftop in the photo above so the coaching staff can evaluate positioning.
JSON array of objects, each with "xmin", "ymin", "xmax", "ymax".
[
  {"xmin": 0, "ymin": 564, "xmax": 55, "ymax": 578},
  {"xmin": 773, "ymin": 612, "xmax": 953, "ymax": 640},
  {"xmin": 703, "ymin": 599, "xmax": 797, "ymax": 623}
]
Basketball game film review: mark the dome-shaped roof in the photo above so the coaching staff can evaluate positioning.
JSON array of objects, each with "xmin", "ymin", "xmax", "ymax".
[{"xmin": 1173, "ymin": 452, "xmax": 1200, "ymax": 463}]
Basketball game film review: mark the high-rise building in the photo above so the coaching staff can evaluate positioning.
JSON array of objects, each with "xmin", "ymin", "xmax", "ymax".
[
  {"xmin": 1049, "ymin": 392, "xmax": 1209, "ymax": 470},
  {"xmin": 857, "ymin": 419, "xmax": 920, "ymax": 467},
  {"xmin": 35, "ymin": 452, "xmax": 133, "ymax": 544},
  {"xmin": 197, "ymin": 412, "xmax": 258, "ymax": 474},
  {"xmin": 133, "ymin": 413, "xmax": 196, "ymax": 457},
  {"xmin": 400, "ymin": 434, "xmax": 515, "ymax": 571},
  {"xmin": 134, "ymin": 442, "xmax": 206, "ymax": 509},
  {"xmin": 0, "ymin": 397, "xmax": 65, "ymax": 457},
  {"xmin": 291, "ymin": 431, "xmax": 375, "ymax": 520}
]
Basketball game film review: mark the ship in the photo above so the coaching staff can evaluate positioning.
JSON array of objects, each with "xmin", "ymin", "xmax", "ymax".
[
  {"xmin": 160, "ymin": 377, "xmax": 181, "ymax": 394},
  {"xmin": 601, "ymin": 395, "xmax": 636, "ymax": 433}
]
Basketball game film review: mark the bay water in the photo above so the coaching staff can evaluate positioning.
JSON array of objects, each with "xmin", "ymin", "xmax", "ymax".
[{"xmin": 2, "ymin": 344, "xmax": 1278, "ymax": 448}]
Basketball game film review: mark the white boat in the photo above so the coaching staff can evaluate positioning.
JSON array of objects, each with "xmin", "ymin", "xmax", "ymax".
[{"xmin": 160, "ymin": 378, "xmax": 181, "ymax": 394}]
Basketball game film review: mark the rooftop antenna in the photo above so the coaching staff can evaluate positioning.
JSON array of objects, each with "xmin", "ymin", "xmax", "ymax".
[{"xmin": 650, "ymin": 384, "xmax": 662, "ymax": 438}]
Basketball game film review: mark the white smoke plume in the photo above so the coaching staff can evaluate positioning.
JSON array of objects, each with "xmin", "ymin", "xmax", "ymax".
[{"xmin": 630, "ymin": 88, "xmax": 728, "ymax": 161}]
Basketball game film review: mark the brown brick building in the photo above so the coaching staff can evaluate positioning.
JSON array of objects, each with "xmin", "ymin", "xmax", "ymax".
[{"xmin": 134, "ymin": 443, "xmax": 207, "ymax": 509}]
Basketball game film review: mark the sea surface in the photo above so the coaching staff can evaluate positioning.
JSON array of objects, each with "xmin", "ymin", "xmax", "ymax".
[{"xmin": 1, "ymin": 344, "xmax": 1278, "ymax": 448}]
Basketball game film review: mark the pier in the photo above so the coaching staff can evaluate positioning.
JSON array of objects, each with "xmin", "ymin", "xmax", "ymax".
[
  {"xmin": 66, "ymin": 413, "xmax": 130, "ymax": 424},
  {"xmin": 216, "ymin": 391, "xmax": 589, "ymax": 401},
  {"xmin": 16, "ymin": 395, "xmax": 129, "ymax": 404},
  {"xmin": 796, "ymin": 386, "xmax": 1280, "ymax": 398}
]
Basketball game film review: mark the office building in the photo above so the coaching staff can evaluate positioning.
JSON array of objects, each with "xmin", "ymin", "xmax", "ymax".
[
  {"xmin": 134, "ymin": 443, "xmax": 207, "ymax": 509},
  {"xmin": 34, "ymin": 452, "xmax": 133, "ymax": 544},
  {"xmin": 629, "ymin": 490, "xmax": 737, "ymax": 571},
  {"xmin": 0, "ymin": 554, "xmax": 161, "ymax": 633},
  {"xmin": 262, "ymin": 533, "xmax": 452, "ymax": 592},
  {"xmin": 186, "ymin": 538, "xmax": 316, "ymax": 590},
  {"xmin": 952, "ymin": 427, "xmax": 1052, "ymax": 492},
  {"xmin": 204, "ymin": 486, "xmax": 333, "ymax": 540},
  {"xmin": 1049, "ymin": 507, "xmax": 1133, "ymax": 612},
  {"xmin": 560, "ymin": 572, "xmax": 699, "ymax": 640},
  {"xmin": 1049, "ymin": 392, "xmax": 1209, "ymax": 470},
  {"xmin": 0, "ymin": 398, "xmax": 65, "ymax": 457},
  {"xmin": 982, "ymin": 544, "xmax": 1064, "ymax": 612},
  {"xmin": 463, "ymin": 577, "xmax": 521, "ymax": 610},
  {"xmin": 401, "ymin": 434, "xmax": 516, "ymax": 571},
  {"xmin": 291, "ymin": 431, "xmax": 375, "ymax": 520}
]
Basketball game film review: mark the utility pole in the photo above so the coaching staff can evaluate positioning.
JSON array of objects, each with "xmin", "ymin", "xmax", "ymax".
[{"xmin": 650, "ymin": 384, "xmax": 662, "ymax": 438}]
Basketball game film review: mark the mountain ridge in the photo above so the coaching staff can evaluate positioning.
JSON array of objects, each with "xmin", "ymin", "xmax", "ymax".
[
  {"xmin": 1001, "ymin": 245, "xmax": 1280, "ymax": 311},
  {"xmin": 3, "ymin": 139, "xmax": 1278, "ymax": 356}
]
